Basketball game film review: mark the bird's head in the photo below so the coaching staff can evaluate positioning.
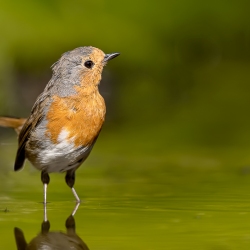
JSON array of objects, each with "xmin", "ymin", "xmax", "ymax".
[{"xmin": 51, "ymin": 46, "xmax": 119, "ymax": 92}]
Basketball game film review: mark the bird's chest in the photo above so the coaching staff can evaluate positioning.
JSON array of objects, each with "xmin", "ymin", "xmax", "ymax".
[{"xmin": 45, "ymin": 92, "xmax": 106, "ymax": 147}]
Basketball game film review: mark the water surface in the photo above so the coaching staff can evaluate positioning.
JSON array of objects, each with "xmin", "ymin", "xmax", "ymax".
[{"xmin": 1, "ymin": 135, "xmax": 250, "ymax": 249}]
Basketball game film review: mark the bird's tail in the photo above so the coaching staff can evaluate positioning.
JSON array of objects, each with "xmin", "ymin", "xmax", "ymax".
[{"xmin": 0, "ymin": 117, "xmax": 26, "ymax": 135}]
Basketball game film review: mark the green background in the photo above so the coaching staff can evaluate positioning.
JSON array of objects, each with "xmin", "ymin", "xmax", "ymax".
[{"xmin": 1, "ymin": 1, "xmax": 250, "ymax": 249}]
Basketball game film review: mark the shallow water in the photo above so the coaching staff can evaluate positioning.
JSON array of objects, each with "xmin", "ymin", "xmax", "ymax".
[
  {"xmin": 1, "ymin": 135, "xmax": 250, "ymax": 249},
  {"xmin": 2, "ymin": 172, "xmax": 250, "ymax": 249}
]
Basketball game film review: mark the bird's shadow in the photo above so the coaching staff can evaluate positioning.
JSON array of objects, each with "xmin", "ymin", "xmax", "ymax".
[{"xmin": 14, "ymin": 203, "xmax": 89, "ymax": 250}]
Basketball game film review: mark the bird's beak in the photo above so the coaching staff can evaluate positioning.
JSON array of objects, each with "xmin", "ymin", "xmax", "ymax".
[{"xmin": 104, "ymin": 53, "xmax": 120, "ymax": 62}]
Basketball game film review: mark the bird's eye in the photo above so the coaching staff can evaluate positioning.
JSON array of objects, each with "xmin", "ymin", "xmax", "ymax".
[{"xmin": 84, "ymin": 60, "xmax": 94, "ymax": 69}]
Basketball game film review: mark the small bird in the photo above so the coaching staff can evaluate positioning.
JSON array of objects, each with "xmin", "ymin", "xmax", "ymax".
[
  {"xmin": 0, "ymin": 46, "xmax": 119, "ymax": 203},
  {"xmin": 14, "ymin": 212, "xmax": 89, "ymax": 250}
]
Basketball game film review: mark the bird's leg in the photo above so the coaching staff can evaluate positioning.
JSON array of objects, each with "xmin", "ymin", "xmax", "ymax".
[
  {"xmin": 41, "ymin": 170, "xmax": 50, "ymax": 204},
  {"xmin": 43, "ymin": 201, "xmax": 48, "ymax": 222},
  {"xmin": 41, "ymin": 170, "xmax": 50, "ymax": 222},
  {"xmin": 65, "ymin": 170, "xmax": 81, "ymax": 203},
  {"xmin": 65, "ymin": 214, "xmax": 76, "ymax": 235},
  {"xmin": 41, "ymin": 219, "xmax": 50, "ymax": 234},
  {"xmin": 71, "ymin": 202, "xmax": 80, "ymax": 216}
]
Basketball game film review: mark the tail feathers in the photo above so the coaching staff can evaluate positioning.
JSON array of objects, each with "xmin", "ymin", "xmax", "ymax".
[
  {"xmin": 14, "ymin": 227, "xmax": 28, "ymax": 250},
  {"xmin": 0, "ymin": 117, "xmax": 26, "ymax": 135}
]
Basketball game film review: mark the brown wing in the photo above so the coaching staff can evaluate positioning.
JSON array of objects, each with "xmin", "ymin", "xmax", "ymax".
[
  {"xmin": 14, "ymin": 112, "xmax": 44, "ymax": 171},
  {"xmin": 14, "ymin": 94, "xmax": 50, "ymax": 171}
]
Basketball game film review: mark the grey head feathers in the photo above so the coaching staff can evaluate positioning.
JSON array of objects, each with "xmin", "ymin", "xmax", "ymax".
[{"xmin": 47, "ymin": 46, "xmax": 96, "ymax": 97}]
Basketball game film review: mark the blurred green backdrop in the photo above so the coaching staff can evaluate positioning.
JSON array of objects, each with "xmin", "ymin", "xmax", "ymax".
[{"xmin": 1, "ymin": 0, "xmax": 250, "ymax": 151}]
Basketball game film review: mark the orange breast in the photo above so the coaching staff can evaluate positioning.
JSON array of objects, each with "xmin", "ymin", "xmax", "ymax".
[{"xmin": 46, "ymin": 86, "xmax": 106, "ymax": 147}]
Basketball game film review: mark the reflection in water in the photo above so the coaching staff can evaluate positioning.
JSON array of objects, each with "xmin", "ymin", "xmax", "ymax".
[{"xmin": 14, "ymin": 203, "xmax": 89, "ymax": 250}]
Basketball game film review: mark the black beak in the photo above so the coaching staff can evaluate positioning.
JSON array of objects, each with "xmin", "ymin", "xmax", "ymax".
[{"xmin": 104, "ymin": 53, "xmax": 120, "ymax": 62}]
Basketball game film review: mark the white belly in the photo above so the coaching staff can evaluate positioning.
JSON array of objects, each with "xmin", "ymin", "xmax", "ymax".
[{"xmin": 27, "ymin": 128, "xmax": 91, "ymax": 173}]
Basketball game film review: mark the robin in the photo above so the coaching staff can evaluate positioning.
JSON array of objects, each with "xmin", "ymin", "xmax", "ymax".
[{"xmin": 0, "ymin": 46, "xmax": 119, "ymax": 204}]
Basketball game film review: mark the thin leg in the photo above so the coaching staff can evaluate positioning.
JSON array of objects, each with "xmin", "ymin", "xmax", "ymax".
[
  {"xmin": 43, "ymin": 201, "xmax": 48, "ymax": 222},
  {"xmin": 71, "ymin": 202, "xmax": 80, "ymax": 216},
  {"xmin": 72, "ymin": 188, "xmax": 81, "ymax": 203},
  {"xmin": 43, "ymin": 184, "xmax": 48, "ymax": 205},
  {"xmin": 65, "ymin": 170, "xmax": 81, "ymax": 203},
  {"xmin": 41, "ymin": 170, "xmax": 50, "ymax": 204}
]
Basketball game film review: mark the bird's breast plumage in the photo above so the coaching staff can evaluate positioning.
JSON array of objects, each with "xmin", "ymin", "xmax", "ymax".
[{"xmin": 46, "ymin": 87, "xmax": 106, "ymax": 147}]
